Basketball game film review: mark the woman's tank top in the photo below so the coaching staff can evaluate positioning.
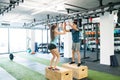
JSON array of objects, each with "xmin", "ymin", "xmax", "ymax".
[{"xmin": 51, "ymin": 35, "xmax": 59, "ymax": 46}]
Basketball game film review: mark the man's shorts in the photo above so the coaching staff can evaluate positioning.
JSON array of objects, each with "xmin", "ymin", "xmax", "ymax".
[
  {"xmin": 48, "ymin": 43, "xmax": 56, "ymax": 50},
  {"xmin": 72, "ymin": 42, "xmax": 80, "ymax": 51}
]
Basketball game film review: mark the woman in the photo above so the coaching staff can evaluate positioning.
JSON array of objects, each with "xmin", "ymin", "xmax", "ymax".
[{"xmin": 48, "ymin": 23, "xmax": 65, "ymax": 70}]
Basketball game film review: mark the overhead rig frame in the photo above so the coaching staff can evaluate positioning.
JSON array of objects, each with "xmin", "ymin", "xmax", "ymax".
[
  {"xmin": 24, "ymin": 1, "xmax": 120, "ymax": 29},
  {"xmin": 0, "ymin": 0, "xmax": 24, "ymax": 15}
]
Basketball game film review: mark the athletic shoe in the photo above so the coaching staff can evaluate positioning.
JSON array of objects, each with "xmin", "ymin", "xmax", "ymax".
[
  {"xmin": 77, "ymin": 63, "xmax": 82, "ymax": 67},
  {"xmin": 48, "ymin": 66, "xmax": 53, "ymax": 69},
  {"xmin": 52, "ymin": 68, "xmax": 60, "ymax": 71},
  {"xmin": 69, "ymin": 61, "xmax": 75, "ymax": 64}
]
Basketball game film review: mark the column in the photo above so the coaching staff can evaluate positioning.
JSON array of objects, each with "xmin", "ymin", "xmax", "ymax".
[
  {"xmin": 31, "ymin": 29, "xmax": 35, "ymax": 52},
  {"xmin": 100, "ymin": 12, "xmax": 114, "ymax": 65},
  {"xmin": 64, "ymin": 26, "xmax": 72, "ymax": 58}
]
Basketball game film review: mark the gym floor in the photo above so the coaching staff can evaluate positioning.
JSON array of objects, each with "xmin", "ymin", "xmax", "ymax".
[
  {"xmin": 35, "ymin": 51, "xmax": 120, "ymax": 76},
  {"xmin": 0, "ymin": 52, "xmax": 120, "ymax": 80}
]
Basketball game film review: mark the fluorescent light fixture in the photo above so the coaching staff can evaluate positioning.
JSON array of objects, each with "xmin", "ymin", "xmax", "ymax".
[
  {"xmin": 31, "ymin": 10, "xmax": 43, "ymax": 15},
  {"xmin": 20, "ymin": 0, "xmax": 68, "ymax": 15},
  {"xmin": 19, "ymin": 2, "xmax": 40, "ymax": 9},
  {"xmin": 48, "ymin": 9, "xmax": 67, "ymax": 14},
  {"xmin": 31, "ymin": 9, "xmax": 67, "ymax": 15},
  {"xmin": 1, "ymin": 13, "xmax": 32, "ymax": 23},
  {"xmin": 31, "ymin": 3, "xmax": 67, "ymax": 15}
]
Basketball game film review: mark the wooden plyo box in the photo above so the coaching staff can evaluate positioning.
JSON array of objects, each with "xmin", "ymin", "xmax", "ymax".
[
  {"xmin": 45, "ymin": 66, "xmax": 72, "ymax": 80},
  {"xmin": 62, "ymin": 63, "xmax": 88, "ymax": 79}
]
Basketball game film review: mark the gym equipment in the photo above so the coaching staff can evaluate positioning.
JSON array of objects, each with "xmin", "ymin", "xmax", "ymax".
[
  {"xmin": 118, "ymin": 30, "xmax": 120, "ymax": 33},
  {"xmin": 9, "ymin": 53, "xmax": 14, "ymax": 61},
  {"xmin": 76, "ymin": 17, "xmax": 82, "ymax": 28},
  {"xmin": 110, "ymin": 55, "xmax": 119, "ymax": 67},
  {"xmin": 114, "ymin": 23, "xmax": 120, "ymax": 54},
  {"xmin": 39, "ymin": 29, "xmax": 50, "ymax": 53},
  {"xmin": 38, "ymin": 43, "xmax": 49, "ymax": 53},
  {"xmin": 83, "ymin": 23, "xmax": 100, "ymax": 62},
  {"xmin": 0, "ymin": 0, "xmax": 24, "ymax": 15},
  {"xmin": 27, "ymin": 48, "xmax": 31, "ymax": 53},
  {"xmin": 34, "ymin": 42, "xmax": 38, "ymax": 52},
  {"xmin": 45, "ymin": 66, "xmax": 72, "ymax": 80},
  {"xmin": 62, "ymin": 63, "xmax": 88, "ymax": 79}
]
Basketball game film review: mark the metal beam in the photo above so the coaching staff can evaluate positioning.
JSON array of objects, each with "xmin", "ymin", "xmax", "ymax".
[
  {"xmin": 24, "ymin": 2, "xmax": 120, "ymax": 28},
  {"xmin": 64, "ymin": 3, "xmax": 88, "ymax": 10},
  {"xmin": 69, "ymin": 2, "xmax": 120, "ymax": 15},
  {"xmin": 65, "ymin": 8, "xmax": 79, "ymax": 12}
]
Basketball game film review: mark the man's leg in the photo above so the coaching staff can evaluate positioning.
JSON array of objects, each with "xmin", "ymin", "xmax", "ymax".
[
  {"xmin": 72, "ymin": 50, "xmax": 75, "ymax": 62},
  {"xmin": 77, "ymin": 50, "xmax": 82, "ymax": 66},
  {"xmin": 76, "ymin": 43, "xmax": 81, "ymax": 67},
  {"xmin": 77, "ymin": 50, "xmax": 81, "ymax": 62},
  {"xmin": 69, "ymin": 50, "xmax": 75, "ymax": 64}
]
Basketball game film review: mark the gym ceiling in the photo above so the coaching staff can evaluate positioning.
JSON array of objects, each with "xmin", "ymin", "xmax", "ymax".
[{"xmin": 0, "ymin": 0, "xmax": 120, "ymax": 29}]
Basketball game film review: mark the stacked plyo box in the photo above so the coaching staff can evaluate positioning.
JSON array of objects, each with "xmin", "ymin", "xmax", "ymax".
[
  {"xmin": 62, "ymin": 63, "xmax": 88, "ymax": 79},
  {"xmin": 45, "ymin": 66, "xmax": 72, "ymax": 80}
]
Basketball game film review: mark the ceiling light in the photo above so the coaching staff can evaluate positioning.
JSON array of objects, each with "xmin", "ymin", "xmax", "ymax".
[
  {"xmin": 30, "ymin": 0, "xmax": 67, "ymax": 15},
  {"xmin": 31, "ymin": 10, "xmax": 44, "ymax": 15},
  {"xmin": 31, "ymin": 3, "xmax": 66, "ymax": 15}
]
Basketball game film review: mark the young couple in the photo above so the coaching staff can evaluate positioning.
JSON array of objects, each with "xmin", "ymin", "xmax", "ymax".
[{"xmin": 48, "ymin": 20, "xmax": 82, "ymax": 70}]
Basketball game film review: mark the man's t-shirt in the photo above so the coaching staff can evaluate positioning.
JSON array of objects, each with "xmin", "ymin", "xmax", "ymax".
[{"xmin": 70, "ymin": 29, "xmax": 80, "ymax": 43}]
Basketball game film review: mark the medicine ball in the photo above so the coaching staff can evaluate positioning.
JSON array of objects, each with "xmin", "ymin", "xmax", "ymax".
[{"xmin": 9, "ymin": 53, "xmax": 14, "ymax": 61}]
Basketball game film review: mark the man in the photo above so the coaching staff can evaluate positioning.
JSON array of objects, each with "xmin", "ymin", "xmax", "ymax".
[{"xmin": 64, "ymin": 20, "xmax": 81, "ymax": 67}]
